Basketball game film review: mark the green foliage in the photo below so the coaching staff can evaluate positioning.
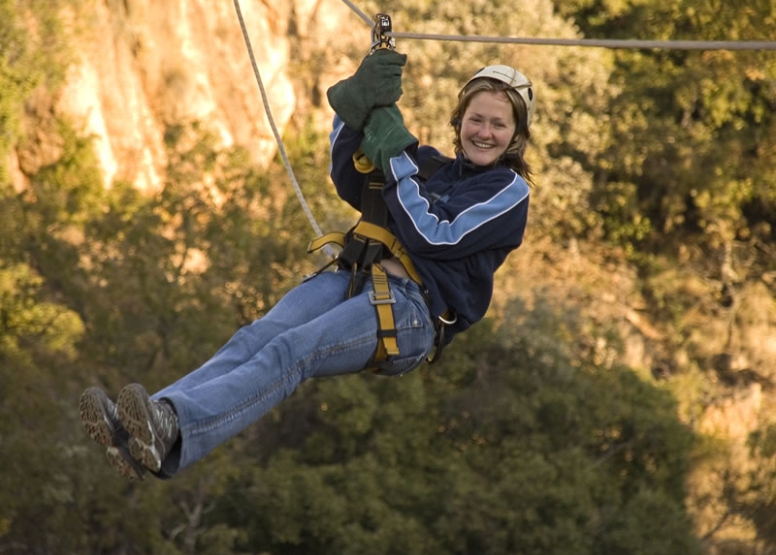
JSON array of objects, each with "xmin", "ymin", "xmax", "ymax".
[
  {"xmin": 0, "ymin": 0, "xmax": 71, "ymax": 177},
  {"xmin": 721, "ymin": 425, "xmax": 776, "ymax": 549},
  {"xmin": 551, "ymin": 0, "xmax": 776, "ymax": 257},
  {"xmin": 0, "ymin": 261, "xmax": 88, "ymax": 552},
  {"xmin": 0, "ymin": 264, "xmax": 84, "ymax": 359},
  {"xmin": 746, "ymin": 425, "xmax": 776, "ymax": 546},
  {"xmin": 70, "ymin": 122, "xmax": 318, "ymax": 391},
  {"xmin": 2, "ymin": 0, "xmax": 774, "ymax": 553},
  {"xmin": 208, "ymin": 302, "xmax": 700, "ymax": 555},
  {"xmin": 0, "ymin": 118, "xmax": 318, "ymax": 552},
  {"xmin": 0, "ymin": 1, "xmax": 39, "ymax": 174}
]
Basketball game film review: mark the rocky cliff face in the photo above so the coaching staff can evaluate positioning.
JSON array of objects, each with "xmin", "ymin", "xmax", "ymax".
[{"xmin": 14, "ymin": 0, "xmax": 363, "ymax": 191}]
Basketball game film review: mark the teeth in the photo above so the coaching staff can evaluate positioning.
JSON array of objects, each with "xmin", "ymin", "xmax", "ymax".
[{"xmin": 473, "ymin": 142, "xmax": 493, "ymax": 149}]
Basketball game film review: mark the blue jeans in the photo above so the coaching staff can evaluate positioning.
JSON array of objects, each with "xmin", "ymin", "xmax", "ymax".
[{"xmin": 152, "ymin": 270, "xmax": 436, "ymax": 476}]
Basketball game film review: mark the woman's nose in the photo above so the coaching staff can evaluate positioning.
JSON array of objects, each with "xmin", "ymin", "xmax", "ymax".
[{"xmin": 477, "ymin": 123, "xmax": 492, "ymax": 137}]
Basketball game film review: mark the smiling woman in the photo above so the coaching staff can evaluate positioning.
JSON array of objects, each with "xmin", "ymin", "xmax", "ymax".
[
  {"xmin": 79, "ymin": 56, "xmax": 537, "ymax": 482},
  {"xmin": 451, "ymin": 65, "xmax": 535, "ymax": 180},
  {"xmin": 459, "ymin": 91, "xmax": 516, "ymax": 166}
]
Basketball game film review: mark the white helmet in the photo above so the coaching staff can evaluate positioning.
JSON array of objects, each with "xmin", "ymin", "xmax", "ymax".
[{"xmin": 463, "ymin": 65, "xmax": 535, "ymax": 128}]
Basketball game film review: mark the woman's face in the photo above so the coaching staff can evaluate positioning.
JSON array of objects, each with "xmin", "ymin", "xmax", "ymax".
[{"xmin": 459, "ymin": 90, "xmax": 516, "ymax": 167}]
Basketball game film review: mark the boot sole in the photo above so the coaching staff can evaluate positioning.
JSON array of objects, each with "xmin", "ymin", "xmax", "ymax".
[
  {"xmin": 117, "ymin": 384, "xmax": 164, "ymax": 473},
  {"xmin": 105, "ymin": 446, "xmax": 146, "ymax": 480},
  {"xmin": 79, "ymin": 387, "xmax": 117, "ymax": 447},
  {"xmin": 79, "ymin": 387, "xmax": 146, "ymax": 480}
]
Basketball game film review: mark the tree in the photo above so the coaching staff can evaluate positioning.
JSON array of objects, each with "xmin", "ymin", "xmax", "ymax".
[
  {"xmin": 0, "ymin": 117, "xmax": 326, "ymax": 553},
  {"xmin": 208, "ymin": 299, "xmax": 700, "ymax": 555},
  {"xmin": 550, "ymin": 0, "xmax": 776, "ymax": 256}
]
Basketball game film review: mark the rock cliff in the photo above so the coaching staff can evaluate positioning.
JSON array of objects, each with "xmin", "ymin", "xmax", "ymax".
[{"xmin": 15, "ymin": 0, "xmax": 366, "ymax": 191}]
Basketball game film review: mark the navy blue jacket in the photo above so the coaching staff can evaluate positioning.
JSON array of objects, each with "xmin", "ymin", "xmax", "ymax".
[{"xmin": 329, "ymin": 116, "xmax": 530, "ymax": 342}]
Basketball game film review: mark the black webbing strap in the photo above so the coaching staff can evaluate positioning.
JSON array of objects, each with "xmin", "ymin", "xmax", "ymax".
[
  {"xmin": 369, "ymin": 264, "xmax": 399, "ymax": 360},
  {"xmin": 360, "ymin": 171, "xmax": 389, "ymax": 226},
  {"xmin": 337, "ymin": 170, "xmax": 388, "ymax": 298}
]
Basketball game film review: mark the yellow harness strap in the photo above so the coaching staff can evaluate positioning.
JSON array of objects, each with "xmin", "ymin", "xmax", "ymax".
[
  {"xmin": 309, "ymin": 223, "xmax": 422, "ymax": 286},
  {"xmin": 308, "ymin": 224, "xmax": 421, "ymax": 364},
  {"xmin": 369, "ymin": 264, "xmax": 400, "ymax": 359},
  {"xmin": 308, "ymin": 231, "xmax": 347, "ymax": 252},
  {"xmin": 354, "ymin": 222, "xmax": 423, "ymax": 285}
]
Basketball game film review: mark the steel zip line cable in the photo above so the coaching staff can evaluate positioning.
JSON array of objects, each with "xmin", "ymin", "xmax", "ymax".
[
  {"xmin": 341, "ymin": 0, "xmax": 776, "ymax": 51},
  {"xmin": 388, "ymin": 32, "xmax": 776, "ymax": 51}
]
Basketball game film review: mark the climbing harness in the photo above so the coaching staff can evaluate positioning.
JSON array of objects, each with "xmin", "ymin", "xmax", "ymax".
[
  {"xmin": 308, "ymin": 154, "xmax": 456, "ymax": 366},
  {"xmin": 309, "ymin": 76, "xmax": 457, "ymax": 366}
]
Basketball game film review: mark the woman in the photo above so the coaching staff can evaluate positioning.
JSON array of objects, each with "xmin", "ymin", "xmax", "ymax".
[{"xmin": 79, "ymin": 53, "xmax": 536, "ymax": 480}]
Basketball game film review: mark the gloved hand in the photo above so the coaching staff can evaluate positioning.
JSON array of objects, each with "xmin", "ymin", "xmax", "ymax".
[
  {"xmin": 327, "ymin": 49, "xmax": 407, "ymax": 131},
  {"xmin": 360, "ymin": 105, "xmax": 418, "ymax": 175}
]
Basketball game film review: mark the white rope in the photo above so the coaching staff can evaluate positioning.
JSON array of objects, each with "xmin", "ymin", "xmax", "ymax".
[
  {"xmin": 338, "ymin": 0, "xmax": 373, "ymax": 26},
  {"xmin": 232, "ymin": 0, "xmax": 335, "ymax": 257}
]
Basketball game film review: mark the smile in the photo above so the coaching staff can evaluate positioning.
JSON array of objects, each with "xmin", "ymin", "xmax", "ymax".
[{"xmin": 472, "ymin": 141, "xmax": 495, "ymax": 149}]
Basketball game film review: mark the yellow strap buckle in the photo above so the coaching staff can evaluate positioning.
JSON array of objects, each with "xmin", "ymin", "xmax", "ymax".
[{"xmin": 370, "ymin": 264, "xmax": 399, "ymax": 360}]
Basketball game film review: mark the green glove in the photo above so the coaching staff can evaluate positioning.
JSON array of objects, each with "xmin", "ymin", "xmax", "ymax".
[
  {"xmin": 360, "ymin": 105, "xmax": 418, "ymax": 175},
  {"xmin": 327, "ymin": 49, "xmax": 407, "ymax": 131}
]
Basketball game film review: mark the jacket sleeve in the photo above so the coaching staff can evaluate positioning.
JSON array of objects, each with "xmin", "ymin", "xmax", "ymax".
[
  {"xmin": 328, "ymin": 115, "xmax": 366, "ymax": 211},
  {"xmin": 382, "ymin": 151, "xmax": 530, "ymax": 261}
]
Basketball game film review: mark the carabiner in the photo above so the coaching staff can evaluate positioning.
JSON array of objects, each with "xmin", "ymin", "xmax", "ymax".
[{"xmin": 370, "ymin": 13, "xmax": 395, "ymax": 51}]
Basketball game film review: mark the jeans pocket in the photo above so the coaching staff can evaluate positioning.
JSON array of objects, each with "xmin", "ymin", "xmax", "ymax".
[
  {"xmin": 373, "ymin": 352, "xmax": 426, "ymax": 377},
  {"xmin": 373, "ymin": 312, "xmax": 436, "ymax": 377}
]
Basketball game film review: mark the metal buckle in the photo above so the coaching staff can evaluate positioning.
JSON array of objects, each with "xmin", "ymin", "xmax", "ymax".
[
  {"xmin": 369, "ymin": 290, "xmax": 396, "ymax": 305},
  {"xmin": 439, "ymin": 312, "xmax": 458, "ymax": 326}
]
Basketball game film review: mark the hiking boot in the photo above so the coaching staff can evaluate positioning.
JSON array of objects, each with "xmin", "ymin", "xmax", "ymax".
[
  {"xmin": 117, "ymin": 383, "xmax": 179, "ymax": 473},
  {"xmin": 79, "ymin": 387, "xmax": 147, "ymax": 480}
]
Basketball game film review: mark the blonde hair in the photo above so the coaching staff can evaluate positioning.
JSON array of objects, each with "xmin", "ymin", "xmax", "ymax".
[{"xmin": 450, "ymin": 79, "xmax": 533, "ymax": 184}]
